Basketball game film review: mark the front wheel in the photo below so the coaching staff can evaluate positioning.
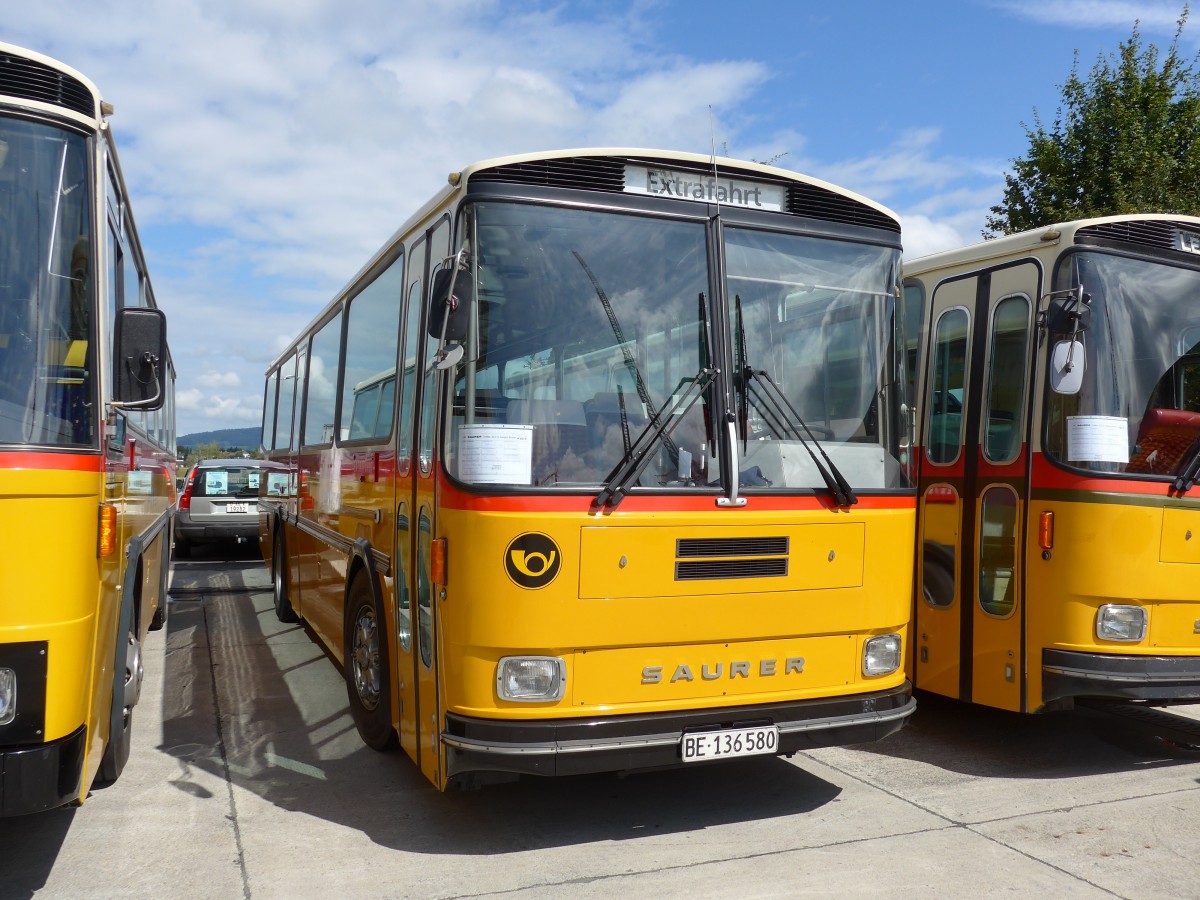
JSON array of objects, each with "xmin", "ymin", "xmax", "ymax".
[
  {"xmin": 96, "ymin": 626, "xmax": 142, "ymax": 786},
  {"xmin": 272, "ymin": 530, "xmax": 299, "ymax": 623},
  {"xmin": 344, "ymin": 575, "xmax": 397, "ymax": 751}
]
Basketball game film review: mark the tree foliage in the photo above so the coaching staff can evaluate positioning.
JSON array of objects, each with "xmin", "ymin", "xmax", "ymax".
[{"xmin": 986, "ymin": 9, "xmax": 1200, "ymax": 236}]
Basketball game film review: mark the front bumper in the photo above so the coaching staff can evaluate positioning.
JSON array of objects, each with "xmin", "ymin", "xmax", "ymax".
[
  {"xmin": 1, "ymin": 725, "xmax": 86, "ymax": 817},
  {"xmin": 442, "ymin": 683, "xmax": 914, "ymax": 780},
  {"xmin": 1043, "ymin": 649, "xmax": 1200, "ymax": 704}
]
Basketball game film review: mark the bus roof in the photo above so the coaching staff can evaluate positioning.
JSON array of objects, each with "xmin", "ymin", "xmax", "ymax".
[
  {"xmin": 904, "ymin": 212, "xmax": 1200, "ymax": 276},
  {"xmin": 267, "ymin": 148, "xmax": 901, "ymax": 373}
]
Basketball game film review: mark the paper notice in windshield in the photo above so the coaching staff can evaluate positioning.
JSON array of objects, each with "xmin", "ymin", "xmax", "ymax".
[
  {"xmin": 1067, "ymin": 416, "xmax": 1129, "ymax": 463},
  {"xmin": 458, "ymin": 424, "xmax": 533, "ymax": 484}
]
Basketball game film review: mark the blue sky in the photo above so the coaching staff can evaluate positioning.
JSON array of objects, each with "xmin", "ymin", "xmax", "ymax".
[{"xmin": 5, "ymin": 1, "xmax": 1196, "ymax": 436}]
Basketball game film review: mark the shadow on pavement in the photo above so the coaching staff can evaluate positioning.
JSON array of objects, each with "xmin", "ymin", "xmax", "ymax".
[
  {"xmin": 0, "ymin": 807, "xmax": 74, "ymax": 898},
  {"xmin": 850, "ymin": 689, "xmax": 1200, "ymax": 778}
]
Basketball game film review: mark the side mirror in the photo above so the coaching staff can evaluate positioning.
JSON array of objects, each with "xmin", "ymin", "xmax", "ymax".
[
  {"xmin": 1050, "ymin": 339, "xmax": 1085, "ymax": 394},
  {"xmin": 427, "ymin": 267, "xmax": 472, "ymax": 343},
  {"xmin": 113, "ymin": 306, "xmax": 167, "ymax": 409}
]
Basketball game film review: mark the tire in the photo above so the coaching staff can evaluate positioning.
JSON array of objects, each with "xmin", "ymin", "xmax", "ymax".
[
  {"xmin": 96, "ymin": 626, "xmax": 142, "ymax": 786},
  {"xmin": 272, "ymin": 530, "xmax": 299, "ymax": 623},
  {"xmin": 344, "ymin": 574, "xmax": 397, "ymax": 751}
]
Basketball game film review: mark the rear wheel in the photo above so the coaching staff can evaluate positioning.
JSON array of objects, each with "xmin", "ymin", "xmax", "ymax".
[
  {"xmin": 272, "ymin": 530, "xmax": 299, "ymax": 623},
  {"xmin": 345, "ymin": 574, "xmax": 397, "ymax": 751}
]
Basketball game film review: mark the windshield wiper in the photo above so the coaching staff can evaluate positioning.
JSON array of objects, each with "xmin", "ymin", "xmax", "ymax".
[
  {"xmin": 732, "ymin": 295, "xmax": 856, "ymax": 508},
  {"xmin": 1171, "ymin": 434, "xmax": 1200, "ymax": 495},
  {"xmin": 593, "ymin": 369, "xmax": 716, "ymax": 511}
]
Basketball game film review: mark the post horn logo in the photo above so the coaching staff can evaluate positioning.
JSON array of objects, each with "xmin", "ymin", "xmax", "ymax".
[{"xmin": 504, "ymin": 533, "xmax": 561, "ymax": 589}]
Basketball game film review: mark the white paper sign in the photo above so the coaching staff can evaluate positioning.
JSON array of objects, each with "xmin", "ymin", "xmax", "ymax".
[
  {"xmin": 1067, "ymin": 416, "xmax": 1129, "ymax": 463},
  {"xmin": 458, "ymin": 424, "xmax": 533, "ymax": 484}
]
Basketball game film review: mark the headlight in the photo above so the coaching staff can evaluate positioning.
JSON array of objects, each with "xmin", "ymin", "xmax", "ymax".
[
  {"xmin": 496, "ymin": 656, "xmax": 565, "ymax": 702},
  {"xmin": 863, "ymin": 633, "xmax": 902, "ymax": 677},
  {"xmin": 0, "ymin": 668, "xmax": 15, "ymax": 726},
  {"xmin": 1096, "ymin": 605, "xmax": 1147, "ymax": 642}
]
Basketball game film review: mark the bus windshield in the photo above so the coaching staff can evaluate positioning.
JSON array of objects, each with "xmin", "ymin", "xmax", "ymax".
[
  {"xmin": 726, "ymin": 226, "xmax": 904, "ymax": 491},
  {"xmin": 1045, "ymin": 251, "xmax": 1200, "ymax": 476},
  {"xmin": 446, "ymin": 200, "xmax": 905, "ymax": 493},
  {"xmin": 0, "ymin": 116, "xmax": 94, "ymax": 448}
]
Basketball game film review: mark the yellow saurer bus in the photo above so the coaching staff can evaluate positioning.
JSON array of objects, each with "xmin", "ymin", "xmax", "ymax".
[
  {"xmin": 905, "ymin": 215, "xmax": 1200, "ymax": 713},
  {"xmin": 0, "ymin": 44, "xmax": 175, "ymax": 815},
  {"xmin": 261, "ymin": 149, "xmax": 916, "ymax": 790}
]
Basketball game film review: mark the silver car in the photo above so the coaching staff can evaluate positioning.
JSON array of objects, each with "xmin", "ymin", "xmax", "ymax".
[{"xmin": 174, "ymin": 459, "xmax": 282, "ymax": 557}]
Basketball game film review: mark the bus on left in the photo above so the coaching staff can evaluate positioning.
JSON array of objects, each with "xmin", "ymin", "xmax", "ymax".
[{"xmin": 0, "ymin": 43, "xmax": 175, "ymax": 816}]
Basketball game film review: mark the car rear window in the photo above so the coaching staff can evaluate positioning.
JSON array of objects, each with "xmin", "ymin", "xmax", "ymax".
[{"xmin": 192, "ymin": 467, "xmax": 266, "ymax": 498}]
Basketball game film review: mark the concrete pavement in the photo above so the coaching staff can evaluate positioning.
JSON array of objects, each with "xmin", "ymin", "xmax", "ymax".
[{"xmin": 2, "ymin": 551, "xmax": 1198, "ymax": 899}]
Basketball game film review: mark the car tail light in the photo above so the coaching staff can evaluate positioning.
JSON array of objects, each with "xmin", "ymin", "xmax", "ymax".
[{"xmin": 178, "ymin": 469, "xmax": 197, "ymax": 510}]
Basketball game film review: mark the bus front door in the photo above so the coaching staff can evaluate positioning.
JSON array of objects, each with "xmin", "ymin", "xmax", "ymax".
[{"xmin": 917, "ymin": 262, "xmax": 1037, "ymax": 711}]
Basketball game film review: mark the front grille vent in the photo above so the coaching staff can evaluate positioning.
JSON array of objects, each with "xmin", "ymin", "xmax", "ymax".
[
  {"xmin": 676, "ymin": 536, "xmax": 789, "ymax": 558},
  {"xmin": 0, "ymin": 52, "xmax": 95, "ymax": 117},
  {"xmin": 471, "ymin": 156, "xmax": 626, "ymax": 193},
  {"xmin": 471, "ymin": 155, "xmax": 900, "ymax": 232},
  {"xmin": 676, "ymin": 558, "xmax": 788, "ymax": 580},
  {"xmin": 1075, "ymin": 219, "xmax": 1182, "ymax": 253},
  {"xmin": 787, "ymin": 182, "xmax": 900, "ymax": 233},
  {"xmin": 674, "ymin": 535, "xmax": 789, "ymax": 581}
]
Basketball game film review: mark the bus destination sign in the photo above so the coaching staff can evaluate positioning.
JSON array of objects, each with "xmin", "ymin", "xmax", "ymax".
[{"xmin": 625, "ymin": 164, "xmax": 785, "ymax": 212}]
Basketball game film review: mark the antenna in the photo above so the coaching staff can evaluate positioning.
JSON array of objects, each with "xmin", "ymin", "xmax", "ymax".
[{"xmin": 708, "ymin": 105, "xmax": 721, "ymax": 215}]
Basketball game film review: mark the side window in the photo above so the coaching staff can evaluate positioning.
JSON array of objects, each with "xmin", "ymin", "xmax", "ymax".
[
  {"xmin": 419, "ymin": 219, "xmax": 451, "ymax": 475},
  {"xmin": 398, "ymin": 237, "xmax": 426, "ymax": 474},
  {"xmin": 342, "ymin": 253, "xmax": 404, "ymax": 441},
  {"xmin": 303, "ymin": 312, "xmax": 343, "ymax": 446},
  {"xmin": 292, "ymin": 351, "xmax": 308, "ymax": 451},
  {"xmin": 926, "ymin": 307, "xmax": 970, "ymax": 465},
  {"xmin": 274, "ymin": 354, "xmax": 296, "ymax": 451},
  {"xmin": 978, "ymin": 486, "xmax": 1018, "ymax": 617},
  {"xmin": 263, "ymin": 369, "xmax": 280, "ymax": 450},
  {"xmin": 983, "ymin": 295, "xmax": 1031, "ymax": 463}
]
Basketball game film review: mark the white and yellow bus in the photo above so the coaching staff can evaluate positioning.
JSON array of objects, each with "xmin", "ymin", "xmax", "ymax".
[
  {"xmin": 906, "ymin": 215, "xmax": 1200, "ymax": 713},
  {"xmin": 261, "ymin": 149, "xmax": 915, "ymax": 789},
  {"xmin": 0, "ymin": 44, "xmax": 175, "ymax": 815}
]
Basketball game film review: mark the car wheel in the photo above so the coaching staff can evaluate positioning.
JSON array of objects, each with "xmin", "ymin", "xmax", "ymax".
[{"xmin": 344, "ymin": 574, "xmax": 397, "ymax": 751}]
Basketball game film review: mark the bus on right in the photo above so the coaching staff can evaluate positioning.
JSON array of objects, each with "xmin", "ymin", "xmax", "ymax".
[{"xmin": 904, "ymin": 215, "xmax": 1200, "ymax": 713}]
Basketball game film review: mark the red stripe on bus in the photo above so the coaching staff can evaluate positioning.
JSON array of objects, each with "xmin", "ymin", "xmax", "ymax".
[
  {"xmin": 0, "ymin": 451, "xmax": 104, "ymax": 472},
  {"xmin": 1030, "ymin": 453, "xmax": 1176, "ymax": 496}
]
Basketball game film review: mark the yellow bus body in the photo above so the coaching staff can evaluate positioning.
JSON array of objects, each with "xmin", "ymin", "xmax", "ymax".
[
  {"xmin": 437, "ymin": 504, "xmax": 913, "ymax": 720},
  {"xmin": 906, "ymin": 215, "xmax": 1200, "ymax": 713},
  {"xmin": 0, "ymin": 42, "xmax": 176, "ymax": 815}
]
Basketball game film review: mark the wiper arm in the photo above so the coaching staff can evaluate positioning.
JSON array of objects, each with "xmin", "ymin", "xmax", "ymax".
[
  {"xmin": 745, "ymin": 368, "xmax": 858, "ymax": 508},
  {"xmin": 730, "ymin": 294, "xmax": 854, "ymax": 507},
  {"xmin": 593, "ymin": 369, "xmax": 716, "ymax": 511},
  {"xmin": 1171, "ymin": 434, "xmax": 1200, "ymax": 495}
]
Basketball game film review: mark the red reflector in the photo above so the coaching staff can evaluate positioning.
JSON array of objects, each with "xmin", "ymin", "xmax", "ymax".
[{"xmin": 925, "ymin": 485, "xmax": 958, "ymax": 504}]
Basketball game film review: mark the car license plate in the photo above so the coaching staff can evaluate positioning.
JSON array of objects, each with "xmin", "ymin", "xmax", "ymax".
[
  {"xmin": 225, "ymin": 503, "xmax": 249, "ymax": 514},
  {"xmin": 681, "ymin": 725, "xmax": 778, "ymax": 763}
]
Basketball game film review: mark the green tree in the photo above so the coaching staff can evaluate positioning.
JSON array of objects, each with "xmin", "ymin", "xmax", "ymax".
[{"xmin": 986, "ymin": 10, "xmax": 1200, "ymax": 236}]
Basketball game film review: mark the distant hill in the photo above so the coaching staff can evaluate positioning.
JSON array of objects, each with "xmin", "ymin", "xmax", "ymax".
[{"xmin": 178, "ymin": 427, "xmax": 261, "ymax": 451}]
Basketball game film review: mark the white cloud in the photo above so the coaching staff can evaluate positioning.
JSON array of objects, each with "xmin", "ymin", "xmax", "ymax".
[
  {"xmin": 992, "ymin": 1, "xmax": 1188, "ymax": 30},
  {"xmin": 4, "ymin": 1, "xmax": 1003, "ymax": 433},
  {"xmin": 196, "ymin": 371, "xmax": 242, "ymax": 389}
]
